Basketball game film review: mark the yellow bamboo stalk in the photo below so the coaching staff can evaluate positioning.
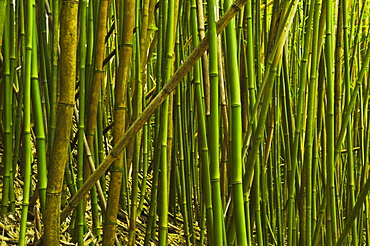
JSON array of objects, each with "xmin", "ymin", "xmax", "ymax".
[
  {"xmin": 43, "ymin": 0, "xmax": 78, "ymax": 244},
  {"xmin": 102, "ymin": 0, "xmax": 135, "ymax": 244},
  {"xmin": 85, "ymin": 0, "xmax": 110, "ymax": 179}
]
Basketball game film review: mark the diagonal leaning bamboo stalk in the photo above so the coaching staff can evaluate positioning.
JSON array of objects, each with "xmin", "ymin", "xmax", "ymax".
[{"xmin": 60, "ymin": 0, "xmax": 248, "ymax": 223}]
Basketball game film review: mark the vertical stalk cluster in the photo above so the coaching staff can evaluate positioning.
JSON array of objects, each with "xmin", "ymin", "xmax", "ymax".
[{"xmin": 2, "ymin": 0, "xmax": 370, "ymax": 245}]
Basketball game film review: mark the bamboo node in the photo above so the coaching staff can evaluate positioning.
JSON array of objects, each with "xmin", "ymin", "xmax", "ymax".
[
  {"xmin": 163, "ymin": 87, "xmax": 171, "ymax": 95},
  {"xmin": 231, "ymin": 2, "xmax": 242, "ymax": 11},
  {"xmin": 58, "ymin": 102, "xmax": 75, "ymax": 108}
]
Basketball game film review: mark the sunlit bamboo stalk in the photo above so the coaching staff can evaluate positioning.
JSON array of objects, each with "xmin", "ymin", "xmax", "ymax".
[{"xmin": 43, "ymin": 1, "xmax": 78, "ymax": 244}]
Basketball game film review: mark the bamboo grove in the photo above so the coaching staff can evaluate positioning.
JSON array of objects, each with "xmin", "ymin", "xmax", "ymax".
[{"xmin": 1, "ymin": 0, "xmax": 370, "ymax": 245}]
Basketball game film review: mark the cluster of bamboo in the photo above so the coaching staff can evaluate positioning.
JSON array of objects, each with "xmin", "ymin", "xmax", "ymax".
[{"xmin": 0, "ymin": 0, "xmax": 370, "ymax": 245}]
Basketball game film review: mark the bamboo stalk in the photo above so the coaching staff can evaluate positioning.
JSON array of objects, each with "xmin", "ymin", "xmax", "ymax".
[
  {"xmin": 224, "ymin": 0, "xmax": 247, "ymax": 243},
  {"xmin": 18, "ymin": 2, "xmax": 34, "ymax": 244},
  {"xmin": 43, "ymin": 1, "xmax": 78, "ymax": 244}
]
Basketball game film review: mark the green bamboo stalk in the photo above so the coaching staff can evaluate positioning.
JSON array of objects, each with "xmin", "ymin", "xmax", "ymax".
[
  {"xmin": 19, "ymin": 1, "xmax": 35, "ymax": 243},
  {"xmin": 334, "ymin": 0, "xmax": 344, "ymax": 142},
  {"xmin": 97, "ymin": 98, "xmax": 107, "ymax": 231},
  {"xmin": 65, "ymin": 152, "xmax": 77, "ymax": 199},
  {"xmin": 224, "ymin": 0, "xmax": 247, "ymax": 244},
  {"xmin": 325, "ymin": 0, "xmax": 338, "ymax": 243},
  {"xmin": 273, "ymin": 72, "xmax": 283, "ymax": 246},
  {"xmin": 268, "ymin": 58, "xmax": 280, "ymax": 246},
  {"xmin": 207, "ymin": 0, "xmax": 224, "ymax": 243},
  {"xmin": 137, "ymin": 120, "xmax": 149, "ymax": 215},
  {"xmin": 169, "ymin": 30, "xmax": 182, "ymax": 224},
  {"xmin": 36, "ymin": 0, "xmax": 50, "ymax": 118},
  {"xmin": 85, "ymin": 0, "xmax": 94, "ymax": 103},
  {"xmin": 364, "ymin": 82, "xmax": 370, "ymax": 245},
  {"xmin": 143, "ymin": 135, "xmax": 161, "ymax": 245},
  {"xmin": 12, "ymin": 0, "xmax": 26, "ymax": 216},
  {"xmin": 8, "ymin": 0, "xmax": 17, "ymax": 214},
  {"xmin": 175, "ymin": 89, "xmax": 191, "ymax": 245},
  {"xmin": 75, "ymin": 0, "xmax": 88, "ymax": 242},
  {"xmin": 342, "ymin": 0, "xmax": 358, "ymax": 244},
  {"xmin": 0, "ymin": 0, "xmax": 6, "ymax": 45},
  {"xmin": 158, "ymin": 0, "xmax": 177, "ymax": 243},
  {"xmin": 179, "ymin": 6, "xmax": 196, "ymax": 244},
  {"xmin": 220, "ymin": 81, "xmax": 229, "ymax": 212},
  {"xmin": 218, "ymin": 38, "xmax": 229, "ymax": 211},
  {"xmin": 84, "ymin": 0, "xmax": 109, "ymax": 237},
  {"xmin": 189, "ymin": 0, "xmax": 215, "ymax": 244},
  {"xmin": 158, "ymin": 98, "xmax": 170, "ymax": 244},
  {"xmin": 127, "ymin": 8, "xmax": 141, "ymax": 243},
  {"xmin": 48, "ymin": 0, "xmax": 59, "ymax": 156},
  {"xmin": 302, "ymin": 1, "xmax": 321, "ymax": 244},
  {"xmin": 31, "ymin": 30, "xmax": 48, "ymax": 214},
  {"xmin": 169, "ymin": 148, "xmax": 177, "ymax": 224},
  {"xmin": 179, "ymin": 36, "xmax": 196, "ymax": 243},
  {"xmin": 243, "ymin": 0, "xmax": 260, "ymax": 245},
  {"xmin": 286, "ymin": 2, "xmax": 314, "ymax": 244},
  {"xmin": 279, "ymin": 49, "xmax": 293, "ymax": 245},
  {"xmin": 195, "ymin": 0, "xmax": 210, "ymax": 117},
  {"xmin": 90, "ymin": 155, "xmax": 101, "ymax": 240},
  {"xmin": 1, "ymin": 4, "xmax": 13, "ymax": 215},
  {"xmin": 311, "ymin": 127, "xmax": 322, "ymax": 246},
  {"xmin": 143, "ymin": 12, "xmax": 165, "ymax": 240}
]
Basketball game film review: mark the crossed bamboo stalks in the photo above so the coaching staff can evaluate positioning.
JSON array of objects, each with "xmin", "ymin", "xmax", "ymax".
[
  {"xmin": 31, "ymin": 0, "xmax": 367, "ymax": 244},
  {"xmin": 59, "ymin": 0, "xmax": 247, "ymax": 223}
]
